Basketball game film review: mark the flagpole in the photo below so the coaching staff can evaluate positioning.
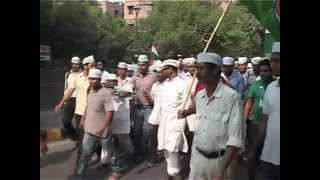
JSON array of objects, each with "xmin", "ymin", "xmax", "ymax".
[{"xmin": 181, "ymin": 0, "xmax": 232, "ymax": 110}]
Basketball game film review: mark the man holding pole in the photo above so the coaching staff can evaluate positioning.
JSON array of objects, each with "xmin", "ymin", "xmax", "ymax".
[{"xmin": 180, "ymin": 52, "xmax": 244, "ymax": 180}]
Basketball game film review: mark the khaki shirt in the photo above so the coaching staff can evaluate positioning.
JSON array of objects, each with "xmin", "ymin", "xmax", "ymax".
[
  {"xmin": 69, "ymin": 72, "xmax": 90, "ymax": 115},
  {"xmin": 194, "ymin": 81, "xmax": 244, "ymax": 152},
  {"xmin": 64, "ymin": 71, "xmax": 80, "ymax": 98}
]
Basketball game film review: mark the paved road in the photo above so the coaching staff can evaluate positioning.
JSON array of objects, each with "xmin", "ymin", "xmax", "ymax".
[{"xmin": 40, "ymin": 139, "xmax": 249, "ymax": 180}]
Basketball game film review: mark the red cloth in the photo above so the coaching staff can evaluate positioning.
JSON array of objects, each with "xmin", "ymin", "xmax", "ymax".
[{"xmin": 195, "ymin": 81, "xmax": 206, "ymax": 95}]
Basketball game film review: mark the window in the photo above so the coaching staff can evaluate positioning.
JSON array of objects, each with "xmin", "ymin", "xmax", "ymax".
[
  {"xmin": 128, "ymin": 6, "xmax": 134, "ymax": 15},
  {"xmin": 114, "ymin": 10, "xmax": 119, "ymax": 17}
]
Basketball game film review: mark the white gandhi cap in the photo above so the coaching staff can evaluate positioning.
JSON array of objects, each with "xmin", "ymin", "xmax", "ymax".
[
  {"xmin": 251, "ymin": 57, "xmax": 263, "ymax": 65},
  {"xmin": 71, "ymin": 56, "xmax": 81, "ymax": 64},
  {"xmin": 88, "ymin": 69, "xmax": 102, "ymax": 78},
  {"xmin": 238, "ymin": 57, "xmax": 248, "ymax": 65},
  {"xmin": 138, "ymin": 54, "xmax": 149, "ymax": 63},
  {"xmin": 127, "ymin": 64, "xmax": 134, "ymax": 71},
  {"xmin": 83, "ymin": 55, "xmax": 95, "ymax": 65},
  {"xmin": 222, "ymin": 57, "xmax": 234, "ymax": 65},
  {"xmin": 118, "ymin": 62, "xmax": 127, "ymax": 69},
  {"xmin": 162, "ymin": 59, "xmax": 180, "ymax": 68}
]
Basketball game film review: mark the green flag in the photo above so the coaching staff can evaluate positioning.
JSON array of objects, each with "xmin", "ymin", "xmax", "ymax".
[{"xmin": 240, "ymin": 0, "xmax": 280, "ymax": 41}]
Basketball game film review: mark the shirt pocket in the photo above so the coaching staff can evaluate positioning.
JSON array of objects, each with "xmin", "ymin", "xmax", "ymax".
[{"xmin": 210, "ymin": 110, "xmax": 228, "ymax": 138}]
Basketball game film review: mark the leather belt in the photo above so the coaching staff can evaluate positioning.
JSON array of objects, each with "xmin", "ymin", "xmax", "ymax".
[{"xmin": 196, "ymin": 146, "xmax": 226, "ymax": 159}]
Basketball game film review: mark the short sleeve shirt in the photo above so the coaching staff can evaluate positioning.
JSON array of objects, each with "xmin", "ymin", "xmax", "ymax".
[
  {"xmin": 247, "ymin": 80, "xmax": 265, "ymax": 125},
  {"xmin": 73, "ymin": 72, "xmax": 90, "ymax": 115},
  {"xmin": 194, "ymin": 81, "xmax": 245, "ymax": 152},
  {"xmin": 64, "ymin": 71, "xmax": 79, "ymax": 97},
  {"xmin": 133, "ymin": 73, "xmax": 157, "ymax": 106},
  {"xmin": 260, "ymin": 79, "xmax": 280, "ymax": 165},
  {"xmin": 84, "ymin": 88, "xmax": 114, "ymax": 138}
]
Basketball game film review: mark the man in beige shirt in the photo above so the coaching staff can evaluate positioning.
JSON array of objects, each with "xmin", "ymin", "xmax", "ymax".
[
  {"xmin": 55, "ymin": 55, "xmax": 96, "ymax": 164},
  {"xmin": 60, "ymin": 56, "xmax": 81, "ymax": 140}
]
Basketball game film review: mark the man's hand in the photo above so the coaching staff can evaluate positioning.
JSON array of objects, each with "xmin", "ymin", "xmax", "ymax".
[
  {"xmin": 80, "ymin": 116, "xmax": 85, "ymax": 129},
  {"xmin": 178, "ymin": 109, "xmax": 188, "ymax": 119},
  {"xmin": 54, "ymin": 102, "xmax": 65, "ymax": 112},
  {"xmin": 212, "ymin": 172, "xmax": 225, "ymax": 180},
  {"xmin": 96, "ymin": 126, "xmax": 109, "ymax": 137}
]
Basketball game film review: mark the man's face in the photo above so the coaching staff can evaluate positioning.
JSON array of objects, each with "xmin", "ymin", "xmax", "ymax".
[
  {"xmin": 127, "ymin": 70, "xmax": 134, "ymax": 77},
  {"xmin": 71, "ymin": 63, "xmax": 81, "ymax": 72},
  {"xmin": 89, "ymin": 78, "xmax": 101, "ymax": 89},
  {"xmin": 156, "ymin": 70, "xmax": 166, "ymax": 82},
  {"xmin": 196, "ymin": 63, "xmax": 219, "ymax": 84},
  {"xmin": 233, "ymin": 64, "xmax": 239, "ymax": 70},
  {"xmin": 187, "ymin": 64, "xmax": 197, "ymax": 76},
  {"xmin": 259, "ymin": 65, "xmax": 273, "ymax": 82},
  {"xmin": 117, "ymin": 68, "xmax": 127, "ymax": 77},
  {"xmin": 138, "ymin": 62, "xmax": 149, "ymax": 75},
  {"xmin": 222, "ymin": 64, "xmax": 234, "ymax": 76},
  {"xmin": 253, "ymin": 65, "xmax": 260, "ymax": 76},
  {"xmin": 96, "ymin": 61, "xmax": 104, "ymax": 70},
  {"xmin": 270, "ymin": 53, "xmax": 280, "ymax": 77},
  {"xmin": 161, "ymin": 65, "xmax": 173, "ymax": 78},
  {"xmin": 105, "ymin": 80, "xmax": 118, "ymax": 88},
  {"xmin": 84, "ymin": 62, "xmax": 96, "ymax": 71},
  {"xmin": 239, "ymin": 63, "xmax": 247, "ymax": 73}
]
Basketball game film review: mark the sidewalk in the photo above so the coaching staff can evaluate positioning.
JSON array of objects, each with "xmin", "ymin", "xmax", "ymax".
[{"xmin": 40, "ymin": 110, "xmax": 66, "ymax": 142}]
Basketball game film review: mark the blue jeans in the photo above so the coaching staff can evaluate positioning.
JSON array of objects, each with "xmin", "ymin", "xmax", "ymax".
[
  {"xmin": 76, "ymin": 133, "xmax": 124, "ymax": 176},
  {"xmin": 132, "ymin": 105, "xmax": 154, "ymax": 159},
  {"xmin": 256, "ymin": 160, "xmax": 280, "ymax": 180}
]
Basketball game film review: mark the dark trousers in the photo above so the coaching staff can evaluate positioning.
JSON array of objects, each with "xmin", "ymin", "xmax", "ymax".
[
  {"xmin": 256, "ymin": 160, "xmax": 280, "ymax": 180},
  {"xmin": 62, "ymin": 97, "xmax": 77, "ymax": 138},
  {"xmin": 132, "ymin": 105, "xmax": 153, "ymax": 160},
  {"xmin": 248, "ymin": 123, "xmax": 263, "ymax": 180}
]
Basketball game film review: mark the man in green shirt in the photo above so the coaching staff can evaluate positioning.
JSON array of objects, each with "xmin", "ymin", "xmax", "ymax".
[{"xmin": 244, "ymin": 59, "xmax": 275, "ymax": 180}]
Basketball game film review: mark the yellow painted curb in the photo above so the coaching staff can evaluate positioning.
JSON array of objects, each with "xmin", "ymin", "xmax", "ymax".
[{"xmin": 47, "ymin": 128, "xmax": 64, "ymax": 142}]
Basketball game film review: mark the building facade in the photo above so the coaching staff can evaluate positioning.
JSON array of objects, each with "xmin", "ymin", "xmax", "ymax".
[
  {"xmin": 98, "ymin": 0, "xmax": 124, "ymax": 18},
  {"xmin": 124, "ymin": 0, "xmax": 153, "ymax": 25}
]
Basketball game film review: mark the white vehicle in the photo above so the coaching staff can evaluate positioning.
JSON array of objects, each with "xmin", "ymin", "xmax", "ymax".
[{"xmin": 40, "ymin": 45, "xmax": 51, "ymax": 62}]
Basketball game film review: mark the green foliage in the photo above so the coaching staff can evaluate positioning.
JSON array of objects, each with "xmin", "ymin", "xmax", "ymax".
[
  {"xmin": 127, "ymin": 1, "xmax": 264, "ymax": 58},
  {"xmin": 40, "ymin": 1, "xmax": 129, "ymax": 68}
]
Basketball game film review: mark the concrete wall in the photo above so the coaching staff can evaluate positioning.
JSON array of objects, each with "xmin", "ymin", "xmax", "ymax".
[{"xmin": 40, "ymin": 70, "xmax": 66, "ymax": 111}]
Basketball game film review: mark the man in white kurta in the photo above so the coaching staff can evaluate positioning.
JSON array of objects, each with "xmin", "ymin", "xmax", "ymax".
[{"xmin": 157, "ymin": 59, "xmax": 189, "ymax": 177}]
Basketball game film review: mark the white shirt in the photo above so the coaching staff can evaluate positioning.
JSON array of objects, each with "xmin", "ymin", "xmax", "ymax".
[
  {"xmin": 260, "ymin": 79, "xmax": 280, "ymax": 165},
  {"xmin": 148, "ymin": 81, "xmax": 165, "ymax": 125},
  {"xmin": 193, "ymin": 81, "xmax": 245, "ymax": 152},
  {"xmin": 185, "ymin": 77, "xmax": 198, "ymax": 132},
  {"xmin": 157, "ymin": 76, "xmax": 189, "ymax": 153}
]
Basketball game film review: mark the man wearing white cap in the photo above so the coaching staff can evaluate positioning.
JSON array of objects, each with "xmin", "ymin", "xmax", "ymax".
[
  {"xmin": 55, "ymin": 55, "xmax": 96, "ymax": 164},
  {"xmin": 252, "ymin": 42, "xmax": 280, "ymax": 180},
  {"xmin": 146, "ymin": 62, "xmax": 166, "ymax": 167},
  {"xmin": 126, "ymin": 64, "xmax": 134, "ymax": 78},
  {"xmin": 74, "ymin": 69, "xmax": 115, "ymax": 179},
  {"xmin": 131, "ymin": 54, "xmax": 157, "ymax": 163},
  {"xmin": 251, "ymin": 57, "xmax": 263, "ymax": 82},
  {"xmin": 156, "ymin": 59, "xmax": 188, "ymax": 179},
  {"xmin": 222, "ymin": 57, "xmax": 245, "ymax": 95},
  {"xmin": 60, "ymin": 56, "xmax": 82, "ymax": 141},
  {"xmin": 181, "ymin": 52, "xmax": 244, "ymax": 180}
]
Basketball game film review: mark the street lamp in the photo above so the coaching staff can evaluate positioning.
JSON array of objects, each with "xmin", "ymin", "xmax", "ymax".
[{"xmin": 133, "ymin": 5, "xmax": 141, "ymax": 26}]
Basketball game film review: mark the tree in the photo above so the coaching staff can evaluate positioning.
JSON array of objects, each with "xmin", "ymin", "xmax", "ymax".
[
  {"xmin": 40, "ymin": 1, "xmax": 130, "ymax": 68},
  {"xmin": 127, "ymin": 1, "xmax": 264, "ymax": 59}
]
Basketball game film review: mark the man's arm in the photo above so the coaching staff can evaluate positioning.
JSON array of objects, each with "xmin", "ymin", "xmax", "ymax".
[
  {"xmin": 244, "ymin": 98, "xmax": 254, "ymax": 121},
  {"xmin": 55, "ymin": 88, "xmax": 76, "ymax": 112},
  {"xmin": 250, "ymin": 114, "xmax": 268, "ymax": 157},
  {"xmin": 218, "ymin": 94, "xmax": 244, "ymax": 179}
]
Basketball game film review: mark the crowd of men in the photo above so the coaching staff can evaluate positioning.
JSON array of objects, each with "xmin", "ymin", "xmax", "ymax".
[{"xmin": 50, "ymin": 42, "xmax": 280, "ymax": 180}]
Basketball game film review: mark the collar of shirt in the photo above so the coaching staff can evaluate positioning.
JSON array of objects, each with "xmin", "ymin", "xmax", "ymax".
[
  {"xmin": 228, "ymin": 70, "xmax": 241, "ymax": 79},
  {"xmin": 201, "ymin": 81, "xmax": 224, "ymax": 104}
]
